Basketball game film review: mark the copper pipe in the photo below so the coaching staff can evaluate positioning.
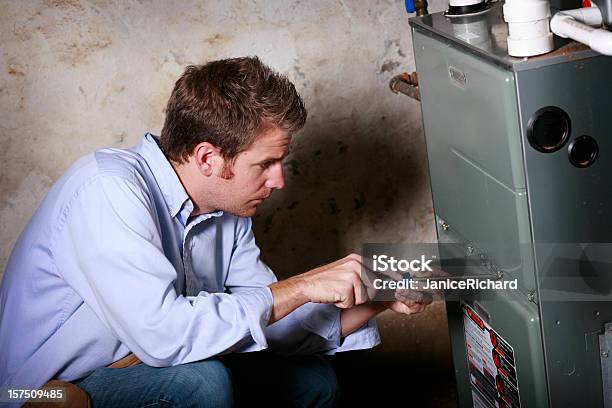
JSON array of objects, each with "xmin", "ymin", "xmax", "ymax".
[
  {"xmin": 414, "ymin": 0, "xmax": 429, "ymax": 16},
  {"xmin": 389, "ymin": 72, "xmax": 420, "ymax": 101}
]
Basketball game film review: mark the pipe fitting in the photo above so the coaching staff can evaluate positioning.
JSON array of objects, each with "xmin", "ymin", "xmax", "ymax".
[
  {"xmin": 414, "ymin": 0, "xmax": 429, "ymax": 16},
  {"xmin": 389, "ymin": 72, "xmax": 420, "ymax": 101},
  {"xmin": 550, "ymin": 7, "xmax": 612, "ymax": 55},
  {"xmin": 503, "ymin": 0, "xmax": 554, "ymax": 57}
]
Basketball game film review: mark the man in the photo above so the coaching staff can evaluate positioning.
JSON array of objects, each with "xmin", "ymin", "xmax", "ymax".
[{"xmin": 0, "ymin": 57, "xmax": 429, "ymax": 407}]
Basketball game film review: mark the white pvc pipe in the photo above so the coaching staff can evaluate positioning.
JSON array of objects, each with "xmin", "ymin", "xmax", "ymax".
[
  {"xmin": 503, "ymin": 0, "xmax": 554, "ymax": 57},
  {"xmin": 559, "ymin": 6, "xmax": 603, "ymax": 26},
  {"xmin": 551, "ymin": 7, "xmax": 612, "ymax": 56},
  {"xmin": 449, "ymin": 0, "xmax": 483, "ymax": 6}
]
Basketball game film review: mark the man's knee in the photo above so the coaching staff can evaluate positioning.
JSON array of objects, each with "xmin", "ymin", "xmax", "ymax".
[
  {"xmin": 302, "ymin": 356, "xmax": 340, "ymax": 407},
  {"xmin": 167, "ymin": 360, "xmax": 233, "ymax": 407}
]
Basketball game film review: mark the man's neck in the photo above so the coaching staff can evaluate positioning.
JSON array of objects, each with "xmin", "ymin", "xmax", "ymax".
[{"xmin": 169, "ymin": 159, "xmax": 216, "ymax": 217}]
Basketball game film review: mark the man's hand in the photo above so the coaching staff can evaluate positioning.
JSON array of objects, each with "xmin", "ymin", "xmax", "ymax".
[
  {"xmin": 268, "ymin": 253, "xmax": 369, "ymax": 324},
  {"xmin": 386, "ymin": 266, "xmax": 448, "ymax": 316},
  {"xmin": 394, "ymin": 266, "xmax": 448, "ymax": 304},
  {"xmin": 387, "ymin": 300, "xmax": 429, "ymax": 315},
  {"xmin": 298, "ymin": 253, "xmax": 367, "ymax": 309},
  {"xmin": 339, "ymin": 298, "xmax": 430, "ymax": 337}
]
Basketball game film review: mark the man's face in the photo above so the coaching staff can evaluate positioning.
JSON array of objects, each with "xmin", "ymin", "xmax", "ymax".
[{"xmin": 213, "ymin": 127, "xmax": 290, "ymax": 217}]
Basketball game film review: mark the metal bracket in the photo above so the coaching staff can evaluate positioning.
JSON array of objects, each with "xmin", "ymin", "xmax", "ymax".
[{"xmin": 600, "ymin": 322, "xmax": 612, "ymax": 407}]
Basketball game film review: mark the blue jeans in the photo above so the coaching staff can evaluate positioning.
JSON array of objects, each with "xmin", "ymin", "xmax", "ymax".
[{"xmin": 73, "ymin": 352, "xmax": 339, "ymax": 408}]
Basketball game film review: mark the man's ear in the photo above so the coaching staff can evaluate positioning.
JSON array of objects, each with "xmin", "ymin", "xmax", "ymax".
[{"xmin": 192, "ymin": 142, "xmax": 223, "ymax": 177}]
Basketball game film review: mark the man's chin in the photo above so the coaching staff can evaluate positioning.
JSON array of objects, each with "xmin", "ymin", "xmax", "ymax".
[
  {"xmin": 226, "ymin": 205, "xmax": 258, "ymax": 218},
  {"xmin": 243, "ymin": 207, "xmax": 258, "ymax": 217}
]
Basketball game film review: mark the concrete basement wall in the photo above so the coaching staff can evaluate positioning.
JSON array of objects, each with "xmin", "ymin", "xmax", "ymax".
[{"xmin": 1, "ymin": 0, "xmax": 455, "ymax": 405}]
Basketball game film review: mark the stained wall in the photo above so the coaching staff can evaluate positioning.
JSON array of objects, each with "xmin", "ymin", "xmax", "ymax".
[{"xmin": 1, "ymin": 1, "xmax": 455, "ymax": 404}]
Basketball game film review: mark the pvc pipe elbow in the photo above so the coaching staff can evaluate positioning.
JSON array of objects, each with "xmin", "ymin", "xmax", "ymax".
[
  {"xmin": 561, "ymin": 6, "xmax": 603, "ymax": 26},
  {"xmin": 550, "ymin": 14, "xmax": 574, "ymax": 38},
  {"xmin": 550, "ymin": 8, "xmax": 612, "ymax": 56}
]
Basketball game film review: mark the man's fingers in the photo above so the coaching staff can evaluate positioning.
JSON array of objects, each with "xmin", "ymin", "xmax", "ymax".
[
  {"xmin": 341, "ymin": 257, "xmax": 369, "ymax": 305},
  {"xmin": 301, "ymin": 253, "xmax": 376, "ymax": 307},
  {"xmin": 412, "ymin": 303, "xmax": 426, "ymax": 314},
  {"xmin": 407, "ymin": 301, "xmax": 427, "ymax": 313},
  {"xmin": 352, "ymin": 272, "xmax": 367, "ymax": 305},
  {"xmin": 345, "ymin": 253, "xmax": 363, "ymax": 263},
  {"xmin": 391, "ymin": 301, "xmax": 426, "ymax": 315},
  {"xmin": 395, "ymin": 288, "xmax": 432, "ymax": 303},
  {"xmin": 393, "ymin": 302, "xmax": 412, "ymax": 314},
  {"xmin": 361, "ymin": 254, "xmax": 403, "ymax": 281},
  {"xmin": 336, "ymin": 288, "xmax": 355, "ymax": 309},
  {"xmin": 380, "ymin": 267, "xmax": 403, "ymax": 282},
  {"xmin": 361, "ymin": 269, "xmax": 379, "ymax": 300},
  {"xmin": 402, "ymin": 301, "xmax": 427, "ymax": 314}
]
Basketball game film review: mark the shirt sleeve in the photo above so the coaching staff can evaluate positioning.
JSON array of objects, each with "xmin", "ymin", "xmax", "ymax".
[
  {"xmin": 224, "ymin": 218, "xmax": 381, "ymax": 355},
  {"xmin": 50, "ymin": 174, "xmax": 273, "ymax": 367},
  {"xmin": 264, "ymin": 302, "xmax": 381, "ymax": 355}
]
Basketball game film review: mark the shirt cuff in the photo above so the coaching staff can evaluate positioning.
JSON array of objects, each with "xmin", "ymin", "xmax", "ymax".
[
  {"xmin": 293, "ymin": 303, "xmax": 381, "ymax": 354},
  {"xmin": 333, "ymin": 318, "xmax": 381, "ymax": 354},
  {"xmin": 293, "ymin": 303, "xmax": 343, "ymax": 346},
  {"xmin": 232, "ymin": 286, "xmax": 273, "ymax": 348}
]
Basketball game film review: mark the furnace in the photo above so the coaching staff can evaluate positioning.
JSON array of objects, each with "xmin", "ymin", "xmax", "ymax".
[{"xmin": 410, "ymin": 3, "xmax": 612, "ymax": 407}]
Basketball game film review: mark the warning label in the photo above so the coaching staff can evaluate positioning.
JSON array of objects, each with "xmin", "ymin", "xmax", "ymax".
[{"xmin": 463, "ymin": 303, "xmax": 521, "ymax": 408}]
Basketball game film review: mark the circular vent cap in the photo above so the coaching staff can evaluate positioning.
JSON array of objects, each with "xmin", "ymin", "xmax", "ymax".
[
  {"xmin": 527, "ymin": 106, "xmax": 571, "ymax": 153},
  {"xmin": 568, "ymin": 135, "xmax": 599, "ymax": 168}
]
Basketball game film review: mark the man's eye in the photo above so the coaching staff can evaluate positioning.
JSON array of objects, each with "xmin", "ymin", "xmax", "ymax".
[{"xmin": 259, "ymin": 162, "xmax": 272, "ymax": 169}]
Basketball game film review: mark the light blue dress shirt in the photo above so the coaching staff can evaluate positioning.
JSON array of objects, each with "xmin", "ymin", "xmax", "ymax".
[{"xmin": 0, "ymin": 133, "xmax": 379, "ymax": 393}]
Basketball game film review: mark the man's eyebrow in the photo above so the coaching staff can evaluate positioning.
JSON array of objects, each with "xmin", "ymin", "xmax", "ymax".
[{"xmin": 256, "ymin": 153, "xmax": 290, "ymax": 164}]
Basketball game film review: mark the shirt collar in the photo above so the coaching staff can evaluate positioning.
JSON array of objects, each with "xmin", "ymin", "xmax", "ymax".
[{"xmin": 137, "ymin": 133, "xmax": 224, "ymax": 222}]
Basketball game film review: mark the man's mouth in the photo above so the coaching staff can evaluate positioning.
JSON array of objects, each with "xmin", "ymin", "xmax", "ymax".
[{"xmin": 249, "ymin": 189, "xmax": 272, "ymax": 205}]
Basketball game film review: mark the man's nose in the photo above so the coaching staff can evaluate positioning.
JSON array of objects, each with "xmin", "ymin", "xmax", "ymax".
[{"xmin": 265, "ymin": 162, "xmax": 285, "ymax": 190}]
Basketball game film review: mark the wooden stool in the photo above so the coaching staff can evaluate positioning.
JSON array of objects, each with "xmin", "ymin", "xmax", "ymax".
[{"xmin": 25, "ymin": 353, "xmax": 142, "ymax": 407}]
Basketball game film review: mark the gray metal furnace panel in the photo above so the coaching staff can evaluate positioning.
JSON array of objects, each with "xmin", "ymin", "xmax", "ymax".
[
  {"xmin": 437, "ymin": 223, "xmax": 548, "ymax": 407},
  {"xmin": 443, "ymin": 283, "xmax": 548, "ymax": 407},
  {"xmin": 601, "ymin": 323, "xmax": 612, "ymax": 408},
  {"xmin": 515, "ymin": 58, "xmax": 612, "ymax": 407},
  {"xmin": 516, "ymin": 57, "xmax": 612, "ymax": 244},
  {"xmin": 414, "ymin": 30, "xmax": 525, "ymax": 190},
  {"xmin": 413, "ymin": 30, "xmax": 536, "ymax": 295}
]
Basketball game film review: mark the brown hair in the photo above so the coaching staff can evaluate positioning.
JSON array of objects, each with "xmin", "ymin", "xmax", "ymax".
[{"xmin": 160, "ymin": 56, "xmax": 306, "ymax": 164}]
